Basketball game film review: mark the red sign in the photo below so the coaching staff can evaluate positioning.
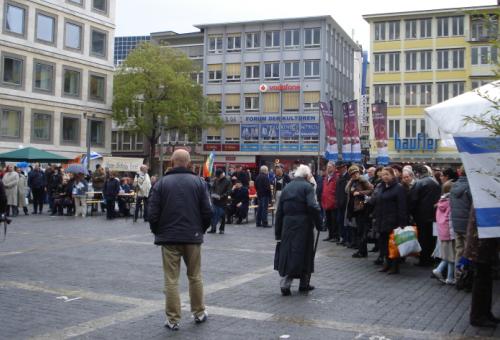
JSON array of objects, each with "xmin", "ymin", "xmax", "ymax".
[
  {"xmin": 222, "ymin": 144, "xmax": 240, "ymax": 152},
  {"xmin": 203, "ymin": 144, "xmax": 222, "ymax": 151},
  {"xmin": 225, "ymin": 156, "xmax": 236, "ymax": 161},
  {"xmin": 259, "ymin": 83, "xmax": 300, "ymax": 92}
]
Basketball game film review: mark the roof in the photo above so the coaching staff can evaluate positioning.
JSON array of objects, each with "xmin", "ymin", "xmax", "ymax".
[
  {"xmin": 363, "ymin": 4, "xmax": 500, "ymax": 21},
  {"xmin": 194, "ymin": 15, "xmax": 331, "ymax": 28}
]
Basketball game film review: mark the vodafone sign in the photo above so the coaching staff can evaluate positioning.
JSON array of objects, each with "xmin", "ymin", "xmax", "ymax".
[{"xmin": 259, "ymin": 83, "xmax": 300, "ymax": 92}]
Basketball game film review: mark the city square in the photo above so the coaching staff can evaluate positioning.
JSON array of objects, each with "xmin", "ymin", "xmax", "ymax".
[{"xmin": 1, "ymin": 215, "xmax": 499, "ymax": 339}]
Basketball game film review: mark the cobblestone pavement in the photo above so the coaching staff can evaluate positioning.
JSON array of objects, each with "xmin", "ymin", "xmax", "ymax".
[{"xmin": 0, "ymin": 214, "xmax": 498, "ymax": 340}]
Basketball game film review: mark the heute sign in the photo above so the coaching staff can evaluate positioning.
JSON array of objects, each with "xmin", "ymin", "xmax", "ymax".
[{"xmin": 259, "ymin": 84, "xmax": 300, "ymax": 92}]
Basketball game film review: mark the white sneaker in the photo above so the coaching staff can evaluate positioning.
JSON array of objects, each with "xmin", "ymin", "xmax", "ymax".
[
  {"xmin": 164, "ymin": 319, "xmax": 179, "ymax": 331},
  {"xmin": 445, "ymin": 278, "xmax": 456, "ymax": 285},
  {"xmin": 432, "ymin": 269, "xmax": 444, "ymax": 281},
  {"xmin": 194, "ymin": 311, "xmax": 208, "ymax": 324}
]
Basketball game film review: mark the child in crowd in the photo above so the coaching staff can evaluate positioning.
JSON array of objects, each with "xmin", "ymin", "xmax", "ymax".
[{"xmin": 432, "ymin": 181, "xmax": 456, "ymax": 285}]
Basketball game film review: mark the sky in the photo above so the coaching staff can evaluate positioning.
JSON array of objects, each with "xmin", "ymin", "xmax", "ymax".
[{"xmin": 115, "ymin": 0, "xmax": 496, "ymax": 50}]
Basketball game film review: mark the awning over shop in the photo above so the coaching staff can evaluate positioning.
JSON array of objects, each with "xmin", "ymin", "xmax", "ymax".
[{"xmin": 0, "ymin": 147, "xmax": 71, "ymax": 162}]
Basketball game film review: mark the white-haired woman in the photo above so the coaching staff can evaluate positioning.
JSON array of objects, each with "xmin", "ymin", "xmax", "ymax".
[{"xmin": 275, "ymin": 164, "xmax": 321, "ymax": 296}]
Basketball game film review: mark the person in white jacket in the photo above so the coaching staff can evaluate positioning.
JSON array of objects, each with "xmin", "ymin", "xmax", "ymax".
[
  {"xmin": 133, "ymin": 165, "xmax": 151, "ymax": 222},
  {"xmin": 2, "ymin": 165, "xmax": 19, "ymax": 216}
]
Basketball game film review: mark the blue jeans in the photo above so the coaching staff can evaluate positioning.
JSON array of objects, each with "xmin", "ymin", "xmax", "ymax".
[
  {"xmin": 211, "ymin": 205, "xmax": 225, "ymax": 230},
  {"xmin": 257, "ymin": 196, "xmax": 269, "ymax": 226}
]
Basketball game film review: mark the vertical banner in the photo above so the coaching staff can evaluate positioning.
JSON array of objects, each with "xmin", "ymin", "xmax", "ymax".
[
  {"xmin": 371, "ymin": 102, "xmax": 389, "ymax": 165},
  {"xmin": 453, "ymin": 133, "xmax": 500, "ymax": 239},
  {"xmin": 348, "ymin": 100, "xmax": 361, "ymax": 162},
  {"xmin": 342, "ymin": 102, "xmax": 352, "ymax": 161},
  {"xmin": 319, "ymin": 101, "xmax": 337, "ymax": 161}
]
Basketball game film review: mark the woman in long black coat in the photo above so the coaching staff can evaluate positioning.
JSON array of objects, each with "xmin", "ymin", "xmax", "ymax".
[
  {"xmin": 275, "ymin": 165, "xmax": 321, "ymax": 296},
  {"xmin": 373, "ymin": 167, "xmax": 408, "ymax": 274}
]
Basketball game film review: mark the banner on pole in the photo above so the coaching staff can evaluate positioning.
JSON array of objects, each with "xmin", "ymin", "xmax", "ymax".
[
  {"xmin": 453, "ymin": 132, "xmax": 500, "ymax": 239},
  {"xmin": 342, "ymin": 102, "xmax": 352, "ymax": 161},
  {"xmin": 319, "ymin": 101, "xmax": 337, "ymax": 161},
  {"xmin": 372, "ymin": 102, "xmax": 389, "ymax": 165},
  {"xmin": 348, "ymin": 100, "xmax": 361, "ymax": 162}
]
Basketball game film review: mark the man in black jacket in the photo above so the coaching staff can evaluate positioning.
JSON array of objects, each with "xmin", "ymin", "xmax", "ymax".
[
  {"xmin": 208, "ymin": 169, "xmax": 231, "ymax": 234},
  {"xmin": 148, "ymin": 149, "xmax": 212, "ymax": 331},
  {"xmin": 410, "ymin": 165, "xmax": 441, "ymax": 266},
  {"xmin": 335, "ymin": 161, "xmax": 350, "ymax": 246},
  {"xmin": 28, "ymin": 164, "xmax": 46, "ymax": 214},
  {"xmin": 255, "ymin": 165, "xmax": 272, "ymax": 227}
]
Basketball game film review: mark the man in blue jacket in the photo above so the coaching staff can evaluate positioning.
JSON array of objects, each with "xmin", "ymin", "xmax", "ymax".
[{"xmin": 148, "ymin": 149, "xmax": 212, "ymax": 331}]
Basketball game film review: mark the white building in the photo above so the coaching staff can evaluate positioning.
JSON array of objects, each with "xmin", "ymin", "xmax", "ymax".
[{"xmin": 0, "ymin": 0, "xmax": 116, "ymax": 158}]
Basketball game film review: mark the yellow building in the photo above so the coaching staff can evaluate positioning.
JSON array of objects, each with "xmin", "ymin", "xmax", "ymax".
[{"xmin": 363, "ymin": 5, "xmax": 499, "ymax": 165}]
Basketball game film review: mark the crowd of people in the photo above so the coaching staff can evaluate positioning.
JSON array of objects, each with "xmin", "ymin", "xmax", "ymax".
[{"xmin": 0, "ymin": 163, "xmax": 155, "ymax": 221}]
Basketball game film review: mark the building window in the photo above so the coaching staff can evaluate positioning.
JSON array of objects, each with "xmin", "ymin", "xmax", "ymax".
[
  {"xmin": 0, "ymin": 107, "xmax": 22, "ymax": 139},
  {"xmin": 388, "ymin": 119, "xmax": 400, "ymax": 138},
  {"xmin": 387, "ymin": 21, "xmax": 400, "ymax": 40},
  {"xmin": 90, "ymin": 119, "xmax": 105, "ymax": 146},
  {"xmin": 303, "ymin": 91, "xmax": 320, "ymax": 111},
  {"xmin": 245, "ymin": 64, "xmax": 260, "ymax": 80},
  {"xmin": 452, "ymin": 49, "xmax": 464, "ymax": 69},
  {"xmin": 471, "ymin": 15, "xmax": 498, "ymax": 41},
  {"xmin": 388, "ymin": 52, "xmax": 400, "ymax": 72},
  {"xmin": 207, "ymin": 94, "xmax": 221, "ymax": 112},
  {"xmin": 471, "ymin": 46, "xmax": 497, "ymax": 65},
  {"xmin": 387, "ymin": 84, "xmax": 400, "ymax": 106},
  {"xmin": 1, "ymin": 53, "xmax": 24, "ymax": 88},
  {"xmin": 283, "ymin": 92, "xmax": 299, "ymax": 112},
  {"xmin": 92, "ymin": 0, "xmax": 107, "ymax": 13},
  {"xmin": 420, "ymin": 50, "xmax": 432, "ymax": 70},
  {"xmin": 285, "ymin": 29, "xmax": 300, "ymax": 48},
  {"xmin": 405, "ymin": 84, "xmax": 417, "ymax": 106},
  {"xmin": 284, "ymin": 61, "xmax": 299, "ymax": 78},
  {"xmin": 471, "ymin": 80, "xmax": 490, "ymax": 89},
  {"xmin": 437, "ymin": 49, "xmax": 464, "ymax": 69},
  {"xmin": 208, "ymin": 36, "xmax": 223, "ymax": 53},
  {"xmin": 405, "ymin": 51, "xmax": 417, "ymax": 71},
  {"xmin": 452, "ymin": 82, "xmax": 465, "ymax": 97},
  {"xmin": 420, "ymin": 83, "xmax": 432, "ymax": 105},
  {"xmin": 374, "ymin": 22, "xmax": 386, "ymax": 41},
  {"xmin": 225, "ymin": 94, "xmax": 240, "ymax": 113},
  {"xmin": 206, "ymin": 127, "xmax": 221, "ymax": 144},
  {"xmin": 67, "ymin": 0, "xmax": 84, "ymax": 6},
  {"xmin": 61, "ymin": 115, "xmax": 80, "ymax": 145},
  {"xmin": 437, "ymin": 82, "xmax": 449, "ymax": 102},
  {"xmin": 31, "ymin": 111, "xmax": 52, "ymax": 142},
  {"xmin": 91, "ymin": 28, "xmax": 107, "ymax": 57},
  {"xmin": 226, "ymin": 63, "xmax": 241, "ymax": 82},
  {"xmin": 89, "ymin": 73, "xmax": 106, "ymax": 102},
  {"xmin": 304, "ymin": 28, "xmax": 320, "ymax": 47},
  {"xmin": 244, "ymin": 94, "xmax": 259, "ymax": 111},
  {"xmin": 437, "ymin": 17, "xmax": 449, "ymax": 37},
  {"xmin": 405, "ymin": 119, "xmax": 417, "ymax": 138},
  {"xmin": 227, "ymin": 35, "xmax": 241, "ymax": 52},
  {"xmin": 405, "ymin": 20, "xmax": 417, "ymax": 39},
  {"xmin": 246, "ymin": 32, "xmax": 260, "ymax": 49},
  {"xmin": 33, "ymin": 60, "xmax": 54, "ymax": 93},
  {"xmin": 264, "ymin": 62, "xmax": 280, "ymax": 80},
  {"xmin": 419, "ymin": 18, "xmax": 432, "ymax": 38},
  {"xmin": 304, "ymin": 60, "xmax": 319, "ymax": 78},
  {"xmin": 373, "ymin": 85, "xmax": 385, "ymax": 102},
  {"xmin": 36, "ymin": 11, "xmax": 56, "ymax": 44},
  {"xmin": 451, "ymin": 16, "xmax": 464, "ymax": 36},
  {"xmin": 65, "ymin": 21, "xmax": 83, "ymax": 51},
  {"xmin": 207, "ymin": 64, "xmax": 222, "ymax": 82},
  {"xmin": 374, "ymin": 53, "xmax": 385, "ymax": 72},
  {"xmin": 224, "ymin": 125, "xmax": 240, "ymax": 144},
  {"xmin": 263, "ymin": 92, "xmax": 279, "ymax": 113},
  {"xmin": 63, "ymin": 67, "xmax": 81, "ymax": 97},
  {"xmin": 265, "ymin": 31, "xmax": 280, "ymax": 48},
  {"xmin": 4, "ymin": 2, "xmax": 26, "ymax": 37},
  {"xmin": 437, "ymin": 50, "xmax": 449, "ymax": 69}
]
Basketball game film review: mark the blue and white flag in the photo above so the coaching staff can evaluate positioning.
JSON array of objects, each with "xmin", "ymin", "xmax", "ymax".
[{"xmin": 454, "ymin": 132, "xmax": 500, "ymax": 239}]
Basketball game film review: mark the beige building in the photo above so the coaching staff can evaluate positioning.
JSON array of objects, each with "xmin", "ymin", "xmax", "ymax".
[{"xmin": 0, "ymin": 0, "xmax": 116, "ymax": 158}]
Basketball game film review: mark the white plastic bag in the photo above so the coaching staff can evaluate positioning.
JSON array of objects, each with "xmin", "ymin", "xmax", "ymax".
[{"xmin": 394, "ymin": 226, "xmax": 421, "ymax": 257}]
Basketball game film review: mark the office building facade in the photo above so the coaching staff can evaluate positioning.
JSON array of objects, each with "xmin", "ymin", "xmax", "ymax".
[
  {"xmin": 196, "ymin": 16, "xmax": 359, "ymax": 169},
  {"xmin": 114, "ymin": 35, "xmax": 149, "ymax": 66},
  {"xmin": 363, "ymin": 5, "xmax": 499, "ymax": 165},
  {"xmin": 0, "ymin": 0, "xmax": 116, "ymax": 159}
]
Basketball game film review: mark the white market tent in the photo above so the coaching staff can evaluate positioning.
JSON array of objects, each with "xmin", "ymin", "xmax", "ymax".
[{"xmin": 425, "ymin": 80, "xmax": 500, "ymax": 146}]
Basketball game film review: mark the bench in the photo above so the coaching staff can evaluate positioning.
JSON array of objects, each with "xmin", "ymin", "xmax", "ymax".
[{"xmin": 248, "ymin": 204, "xmax": 275, "ymax": 226}]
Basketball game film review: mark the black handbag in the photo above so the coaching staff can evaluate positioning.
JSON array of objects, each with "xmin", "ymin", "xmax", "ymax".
[{"xmin": 274, "ymin": 242, "xmax": 280, "ymax": 271}]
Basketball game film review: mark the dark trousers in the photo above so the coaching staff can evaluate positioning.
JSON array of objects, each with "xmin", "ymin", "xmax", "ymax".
[
  {"xmin": 31, "ymin": 188, "xmax": 44, "ymax": 213},
  {"xmin": 134, "ymin": 196, "xmax": 148, "ymax": 221},
  {"xmin": 325, "ymin": 209, "xmax": 337, "ymax": 239},
  {"xmin": 337, "ymin": 206, "xmax": 347, "ymax": 242},
  {"xmin": 378, "ymin": 231, "xmax": 390, "ymax": 259},
  {"xmin": 106, "ymin": 197, "xmax": 116, "ymax": 219},
  {"xmin": 417, "ymin": 221, "xmax": 435, "ymax": 264},
  {"xmin": 256, "ymin": 196, "xmax": 269, "ymax": 226},
  {"xmin": 470, "ymin": 262, "xmax": 493, "ymax": 323},
  {"xmin": 355, "ymin": 213, "xmax": 370, "ymax": 255}
]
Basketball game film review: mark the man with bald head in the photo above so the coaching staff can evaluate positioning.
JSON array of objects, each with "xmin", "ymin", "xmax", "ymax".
[{"xmin": 148, "ymin": 149, "xmax": 212, "ymax": 331}]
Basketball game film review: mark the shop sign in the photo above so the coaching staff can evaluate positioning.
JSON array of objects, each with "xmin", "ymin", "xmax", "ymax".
[
  {"xmin": 395, "ymin": 133, "xmax": 439, "ymax": 151},
  {"xmin": 243, "ymin": 115, "xmax": 318, "ymax": 123},
  {"xmin": 203, "ymin": 144, "xmax": 222, "ymax": 151},
  {"xmin": 259, "ymin": 83, "xmax": 300, "ymax": 92},
  {"xmin": 222, "ymin": 144, "xmax": 240, "ymax": 152}
]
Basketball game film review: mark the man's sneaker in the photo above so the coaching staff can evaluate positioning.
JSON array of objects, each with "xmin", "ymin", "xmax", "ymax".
[
  {"xmin": 432, "ymin": 269, "xmax": 444, "ymax": 281},
  {"xmin": 164, "ymin": 319, "xmax": 179, "ymax": 331},
  {"xmin": 445, "ymin": 278, "xmax": 456, "ymax": 285},
  {"xmin": 194, "ymin": 311, "xmax": 208, "ymax": 324}
]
